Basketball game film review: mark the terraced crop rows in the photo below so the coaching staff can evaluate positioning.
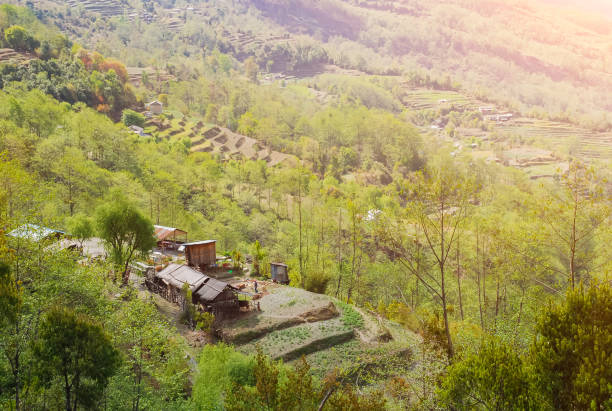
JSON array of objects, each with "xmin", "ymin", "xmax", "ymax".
[
  {"xmin": 64, "ymin": 0, "xmax": 125, "ymax": 17},
  {"xmin": 497, "ymin": 119, "xmax": 612, "ymax": 160},
  {"xmin": 400, "ymin": 88, "xmax": 477, "ymax": 111},
  {"xmin": 0, "ymin": 48, "xmax": 34, "ymax": 64},
  {"xmin": 147, "ymin": 116, "xmax": 291, "ymax": 166}
]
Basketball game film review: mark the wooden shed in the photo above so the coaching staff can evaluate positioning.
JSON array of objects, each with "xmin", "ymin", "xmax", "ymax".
[
  {"xmin": 182, "ymin": 240, "xmax": 216, "ymax": 271},
  {"xmin": 194, "ymin": 277, "xmax": 240, "ymax": 319},
  {"xmin": 270, "ymin": 262, "xmax": 289, "ymax": 284}
]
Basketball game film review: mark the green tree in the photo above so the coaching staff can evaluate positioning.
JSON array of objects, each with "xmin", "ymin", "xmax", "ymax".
[
  {"xmin": 0, "ymin": 262, "xmax": 20, "ymax": 325},
  {"xmin": 0, "ymin": 262, "xmax": 23, "ymax": 410},
  {"xmin": 244, "ymin": 57, "xmax": 259, "ymax": 83},
  {"xmin": 109, "ymin": 298, "xmax": 190, "ymax": 411},
  {"xmin": 540, "ymin": 162, "xmax": 610, "ymax": 288},
  {"xmin": 4, "ymin": 25, "xmax": 37, "ymax": 52},
  {"xmin": 66, "ymin": 213, "xmax": 94, "ymax": 250},
  {"xmin": 379, "ymin": 156, "xmax": 476, "ymax": 359},
  {"xmin": 33, "ymin": 307, "xmax": 120, "ymax": 411},
  {"xmin": 251, "ymin": 240, "xmax": 266, "ymax": 276},
  {"xmin": 439, "ymin": 337, "xmax": 538, "ymax": 410},
  {"xmin": 532, "ymin": 281, "xmax": 612, "ymax": 410},
  {"xmin": 122, "ymin": 109, "xmax": 145, "ymax": 128},
  {"xmin": 96, "ymin": 193, "xmax": 156, "ymax": 285}
]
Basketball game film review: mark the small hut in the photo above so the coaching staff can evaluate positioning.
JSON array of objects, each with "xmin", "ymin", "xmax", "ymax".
[
  {"xmin": 194, "ymin": 277, "xmax": 240, "ymax": 319},
  {"xmin": 181, "ymin": 240, "xmax": 216, "ymax": 271},
  {"xmin": 146, "ymin": 100, "xmax": 163, "ymax": 115},
  {"xmin": 270, "ymin": 262, "xmax": 289, "ymax": 284}
]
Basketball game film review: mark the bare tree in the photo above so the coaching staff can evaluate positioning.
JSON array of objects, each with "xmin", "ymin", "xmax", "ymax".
[
  {"xmin": 380, "ymin": 159, "xmax": 475, "ymax": 359},
  {"xmin": 541, "ymin": 161, "xmax": 610, "ymax": 288}
]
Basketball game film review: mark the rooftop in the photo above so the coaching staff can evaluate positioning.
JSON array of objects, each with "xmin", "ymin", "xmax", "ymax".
[
  {"xmin": 154, "ymin": 225, "xmax": 188, "ymax": 241},
  {"xmin": 7, "ymin": 224, "xmax": 65, "ymax": 242},
  {"xmin": 182, "ymin": 240, "xmax": 216, "ymax": 246}
]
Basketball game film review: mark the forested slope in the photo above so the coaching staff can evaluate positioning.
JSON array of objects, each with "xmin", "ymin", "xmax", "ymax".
[{"xmin": 0, "ymin": 3, "xmax": 611, "ymax": 410}]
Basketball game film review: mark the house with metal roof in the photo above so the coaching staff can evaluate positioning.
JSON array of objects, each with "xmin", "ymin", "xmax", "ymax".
[
  {"xmin": 7, "ymin": 224, "xmax": 66, "ymax": 242},
  {"xmin": 148, "ymin": 263, "xmax": 239, "ymax": 318},
  {"xmin": 270, "ymin": 262, "xmax": 289, "ymax": 284}
]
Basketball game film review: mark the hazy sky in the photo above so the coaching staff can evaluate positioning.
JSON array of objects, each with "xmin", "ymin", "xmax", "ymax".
[{"xmin": 541, "ymin": 0, "xmax": 612, "ymax": 17}]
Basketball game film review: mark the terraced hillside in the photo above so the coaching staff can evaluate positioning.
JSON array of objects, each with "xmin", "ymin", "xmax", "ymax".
[
  {"xmin": 402, "ymin": 87, "xmax": 612, "ymax": 164},
  {"xmin": 223, "ymin": 30, "xmax": 292, "ymax": 55},
  {"xmin": 223, "ymin": 284, "xmax": 418, "ymax": 378},
  {"xmin": 160, "ymin": 6, "xmax": 210, "ymax": 32},
  {"xmin": 0, "ymin": 48, "xmax": 35, "ymax": 64},
  {"xmin": 126, "ymin": 67, "xmax": 174, "ymax": 86},
  {"xmin": 145, "ymin": 115, "xmax": 292, "ymax": 166},
  {"xmin": 496, "ymin": 118, "xmax": 612, "ymax": 160},
  {"xmin": 400, "ymin": 87, "xmax": 480, "ymax": 111},
  {"xmin": 64, "ymin": 0, "xmax": 125, "ymax": 18}
]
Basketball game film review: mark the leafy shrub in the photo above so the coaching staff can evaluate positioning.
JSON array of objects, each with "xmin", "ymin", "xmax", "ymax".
[
  {"xmin": 196, "ymin": 311, "xmax": 215, "ymax": 334},
  {"xmin": 122, "ymin": 109, "xmax": 145, "ymax": 128},
  {"xmin": 305, "ymin": 271, "xmax": 331, "ymax": 294}
]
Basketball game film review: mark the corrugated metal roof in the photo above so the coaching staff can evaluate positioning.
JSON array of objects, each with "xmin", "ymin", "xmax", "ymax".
[
  {"xmin": 195, "ymin": 277, "xmax": 230, "ymax": 302},
  {"xmin": 8, "ymin": 224, "xmax": 65, "ymax": 242},
  {"xmin": 156, "ymin": 264, "xmax": 207, "ymax": 291},
  {"xmin": 156, "ymin": 263, "xmax": 235, "ymax": 302},
  {"xmin": 154, "ymin": 225, "xmax": 187, "ymax": 241},
  {"xmin": 183, "ymin": 240, "xmax": 216, "ymax": 246}
]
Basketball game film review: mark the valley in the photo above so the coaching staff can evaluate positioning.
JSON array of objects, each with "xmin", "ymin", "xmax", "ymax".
[{"xmin": 0, "ymin": 1, "xmax": 610, "ymax": 410}]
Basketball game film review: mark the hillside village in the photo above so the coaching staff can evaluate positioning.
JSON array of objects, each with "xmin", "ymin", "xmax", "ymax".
[{"xmin": 7, "ymin": 220, "xmax": 407, "ymax": 374}]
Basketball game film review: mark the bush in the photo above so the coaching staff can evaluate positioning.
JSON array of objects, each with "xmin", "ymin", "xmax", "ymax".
[
  {"xmin": 5, "ymin": 25, "xmax": 39, "ymax": 52},
  {"xmin": 196, "ymin": 311, "xmax": 215, "ymax": 334},
  {"xmin": 192, "ymin": 344, "xmax": 255, "ymax": 411},
  {"xmin": 122, "ymin": 109, "xmax": 145, "ymax": 128},
  {"xmin": 304, "ymin": 271, "xmax": 331, "ymax": 294},
  {"xmin": 439, "ymin": 337, "xmax": 538, "ymax": 410}
]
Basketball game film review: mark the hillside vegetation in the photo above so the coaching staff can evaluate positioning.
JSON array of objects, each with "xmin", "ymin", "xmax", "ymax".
[{"xmin": 0, "ymin": 3, "xmax": 611, "ymax": 411}]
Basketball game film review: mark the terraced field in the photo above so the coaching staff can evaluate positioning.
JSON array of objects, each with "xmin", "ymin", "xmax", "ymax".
[
  {"xmin": 64, "ymin": 0, "xmax": 125, "ymax": 18},
  {"xmin": 222, "ymin": 285, "xmax": 417, "ymax": 378},
  {"xmin": 222, "ymin": 30, "xmax": 295, "ymax": 69},
  {"xmin": 0, "ymin": 48, "xmax": 35, "ymax": 64},
  {"xmin": 145, "ymin": 115, "xmax": 292, "ymax": 166},
  {"xmin": 400, "ymin": 87, "xmax": 480, "ymax": 111},
  {"xmin": 496, "ymin": 118, "xmax": 612, "ymax": 160},
  {"xmin": 126, "ymin": 67, "xmax": 174, "ymax": 86},
  {"xmin": 403, "ymin": 87, "xmax": 612, "ymax": 164}
]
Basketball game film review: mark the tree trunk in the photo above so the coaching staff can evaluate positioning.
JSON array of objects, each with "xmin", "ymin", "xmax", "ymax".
[
  {"xmin": 335, "ymin": 208, "xmax": 342, "ymax": 298},
  {"xmin": 14, "ymin": 321, "xmax": 20, "ymax": 411},
  {"xmin": 440, "ymin": 260, "xmax": 454, "ymax": 359},
  {"xmin": 64, "ymin": 372, "xmax": 72, "ymax": 411},
  {"xmin": 440, "ymin": 202, "xmax": 454, "ymax": 359},
  {"xmin": 515, "ymin": 288, "xmax": 525, "ymax": 339},
  {"xmin": 476, "ymin": 230, "xmax": 484, "ymax": 330},
  {"xmin": 298, "ymin": 169, "xmax": 304, "ymax": 288},
  {"xmin": 456, "ymin": 246, "xmax": 464, "ymax": 321}
]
